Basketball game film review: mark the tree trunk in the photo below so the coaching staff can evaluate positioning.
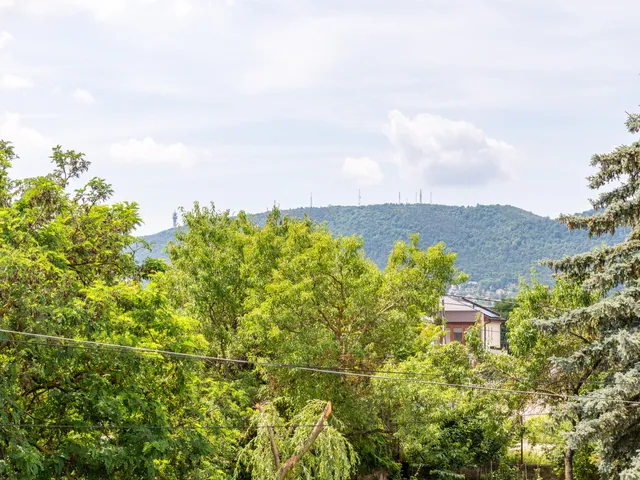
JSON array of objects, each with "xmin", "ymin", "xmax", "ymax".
[
  {"xmin": 277, "ymin": 402, "xmax": 332, "ymax": 480},
  {"xmin": 564, "ymin": 447, "xmax": 574, "ymax": 480}
]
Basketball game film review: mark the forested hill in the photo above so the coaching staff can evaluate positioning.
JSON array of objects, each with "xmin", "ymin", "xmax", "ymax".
[{"xmin": 141, "ymin": 204, "xmax": 626, "ymax": 288}]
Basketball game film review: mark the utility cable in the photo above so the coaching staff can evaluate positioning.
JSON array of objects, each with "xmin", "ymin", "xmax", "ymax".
[{"xmin": 2, "ymin": 328, "xmax": 639, "ymax": 406}]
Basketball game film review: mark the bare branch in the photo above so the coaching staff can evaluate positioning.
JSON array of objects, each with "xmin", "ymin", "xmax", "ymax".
[{"xmin": 277, "ymin": 401, "xmax": 332, "ymax": 480}]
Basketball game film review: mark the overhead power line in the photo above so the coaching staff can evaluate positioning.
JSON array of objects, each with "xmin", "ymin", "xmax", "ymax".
[
  {"xmin": 0, "ymin": 338, "xmax": 443, "ymax": 381},
  {"xmin": 2, "ymin": 338, "xmax": 601, "ymax": 387},
  {"xmin": 1, "ymin": 329, "xmax": 638, "ymax": 406},
  {"xmin": 2, "ymin": 338, "xmax": 599, "ymax": 387}
]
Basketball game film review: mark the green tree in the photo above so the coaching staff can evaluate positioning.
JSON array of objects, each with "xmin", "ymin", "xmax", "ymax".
[
  {"xmin": 372, "ymin": 339, "xmax": 515, "ymax": 479},
  {"xmin": 492, "ymin": 297, "xmax": 519, "ymax": 351},
  {"xmin": 503, "ymin": 277, "xmax": 598, "ymax": 479},
  {"xmin": 239, "ymin": 226, "xmax": 466, "ymax": 425},
  {"xmin": 0, "ymin": 143, "xmax": 245, "ymax": 479},
  {"xmin": 493, "ymin": 298, "xmax": 519, "ymax": 320},
  {"xmin": 164, "ymin": 205, "xmax": 468, "ymax": 475},
  {"xmin": 528, "ymin": 109, "xmax": 640, "ymax": 478},
  {"xmin": 166, "ymin": 203, "xmax": 256, "ymax": 358},
  {"xmin": 236, "ymin": 400, "xmax": 357, "ymax": 480}
]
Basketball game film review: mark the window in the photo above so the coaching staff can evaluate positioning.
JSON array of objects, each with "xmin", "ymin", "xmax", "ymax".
[{"xmin": 453, "ymin": 327, "xmax": 463, "ymax": 343}]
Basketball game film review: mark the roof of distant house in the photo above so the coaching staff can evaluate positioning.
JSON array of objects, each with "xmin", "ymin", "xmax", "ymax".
[{"xmin": 443, "ymin": 295, "xmax": 504, "ymax": 321}]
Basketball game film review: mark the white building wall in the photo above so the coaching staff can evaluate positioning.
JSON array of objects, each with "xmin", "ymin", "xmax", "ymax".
[{"xmin": 480, "ymin": 321, "xmax": 502, "ymax": 349}]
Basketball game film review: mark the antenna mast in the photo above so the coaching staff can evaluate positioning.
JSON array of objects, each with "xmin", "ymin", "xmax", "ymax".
[{"xmin": 172, "ymin": 211, "xmax": 178, "ymax": 229}]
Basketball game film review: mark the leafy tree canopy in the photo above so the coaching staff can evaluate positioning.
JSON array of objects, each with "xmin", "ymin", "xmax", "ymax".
[
  {"xmin": 141, "ymin": 204, "xmax": 627, "ymax": 290},
  {"xmin": 0, "ymin": 142, "xmax": 246, "ymax": 479},
  {"xmin": 0, "ymin": 140, "xmax": 522, "ymax": 479}
]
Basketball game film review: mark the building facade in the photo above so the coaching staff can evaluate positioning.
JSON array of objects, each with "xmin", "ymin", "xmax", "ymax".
[{"xmin": 434, "ymin": 295, "xmax": 505, "ymax": 350}]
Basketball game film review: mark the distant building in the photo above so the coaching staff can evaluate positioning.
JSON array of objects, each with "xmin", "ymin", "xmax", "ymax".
[{"xmin": 429, "ymin": 295, "xmax": 505, "ymax": 350}]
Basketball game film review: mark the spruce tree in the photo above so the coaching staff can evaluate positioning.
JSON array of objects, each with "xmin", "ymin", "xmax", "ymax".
[{"xmin": 543, "ymin": 109, "xmax": 640, "ymax": 479}]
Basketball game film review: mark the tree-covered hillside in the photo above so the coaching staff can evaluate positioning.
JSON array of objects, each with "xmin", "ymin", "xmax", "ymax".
[{"xmin": 141, "ymin": 204, "xmax": 626, "ymax": 288}]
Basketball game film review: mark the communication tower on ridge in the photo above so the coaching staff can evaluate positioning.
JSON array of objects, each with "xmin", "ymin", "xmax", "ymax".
[{"xmin": 172, "ymin": 211, "xmax": 178, "ymax": 229}]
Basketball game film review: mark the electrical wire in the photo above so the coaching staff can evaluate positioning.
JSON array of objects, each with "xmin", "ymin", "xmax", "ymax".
[
  {"xmin": 3, "ymin": 336, "xmax": 599, "ymax": 386},
  {"xmin": 2, "ymin": 328, "xmax": 639, "ymax": 406},
  {"xmin": 0, "ymin": 338, "xmax": 444, "ymax": 381}
]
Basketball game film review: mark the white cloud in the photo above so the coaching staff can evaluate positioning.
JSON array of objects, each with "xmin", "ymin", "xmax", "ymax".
[
  {"xmin": 0, "ymin": 31, "xmax": 14, "ymax": 49},
  {"xmin": 109, "ymin": 137, "xmax": 204, "ymax": 168},
  {"xmin": 72, "ymin": 88, "xmax": 96, "ymax": 104},
  {"xmin": 0, "ymin": 74, "xmax": 34, "ymax": 90},
  {"xmin": 0, "ymin": 112, "xmax": 51, "ymax": 153},
  {"xmin": 341, "ymin": 156, "xmax": 383, "ymax": 185},
  {"xmin": 386, "ymin": 110, "xmax": 515, "ymax": 187}
]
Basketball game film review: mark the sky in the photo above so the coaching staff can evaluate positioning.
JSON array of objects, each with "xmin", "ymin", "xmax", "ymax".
[{"xmin": 1, "ymin": 0, "xmax": 639, "ymax": 234}]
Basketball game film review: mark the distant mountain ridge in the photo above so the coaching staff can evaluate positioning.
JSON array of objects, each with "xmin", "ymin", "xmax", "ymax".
[{"xmin": 139, "ymin": 203, "xmax": 626, "ymax": 288}]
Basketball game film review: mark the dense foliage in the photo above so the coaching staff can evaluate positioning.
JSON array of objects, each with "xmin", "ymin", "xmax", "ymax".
[
  {"xmin": 373, "ymin": 336, "xmax": 516, "ymax": 478},
  {"xmin": 0, "ymin": 141, "xmax": 520, "ymax": 479},
  {"xmin": 504, "ymin": 278, "xmax": 599, "ymax": 479},
  {"xmin": 141, "ymin": 204, "xmax": 626, "ymax": 290},
  {"xmin": 531, "ymin": 110, "xmax": 640, "ymax": 479},
  {"xmin": 0, "ymin": 142, "xmax": 245, "ymax": 479}
]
